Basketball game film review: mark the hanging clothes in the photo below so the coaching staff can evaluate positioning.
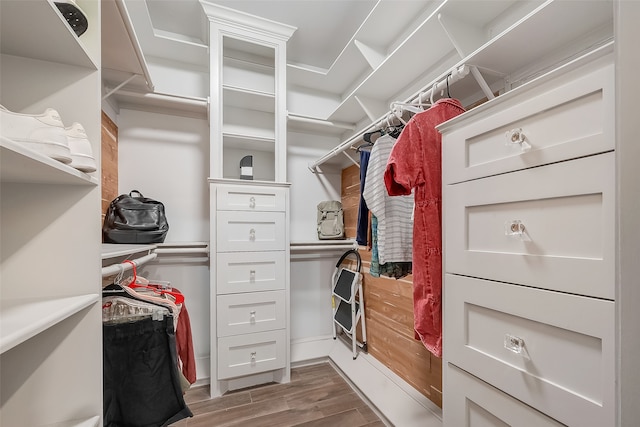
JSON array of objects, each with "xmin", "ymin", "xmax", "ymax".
[
  {"xmin": 356, "ymin": 149, "xmax": 371, "ymax": 246},
  {"xmin": 103, "ymin": 315, "xmax": 193, "ymax": 427},
  {"xmin": 383, "ymin": 98, "xmax": 465, "ymax": 358},
  {"xmin": 362, "ymin": 133, "xmax": 414, "ymax": 264},
  {"xmin": 369, "ymin": 215, "xmax": 412, "ymax": 279}
]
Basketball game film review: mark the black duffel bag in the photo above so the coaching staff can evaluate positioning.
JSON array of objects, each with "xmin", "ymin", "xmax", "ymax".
[{"xmin": 103, "ymin": 190, "xmax": 169, "ymax": 244}]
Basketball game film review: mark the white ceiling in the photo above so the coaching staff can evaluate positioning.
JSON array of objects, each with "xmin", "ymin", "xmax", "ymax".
[{"xmin": 134, "ymin": 0, "xmax": 378, "ymax": 71}]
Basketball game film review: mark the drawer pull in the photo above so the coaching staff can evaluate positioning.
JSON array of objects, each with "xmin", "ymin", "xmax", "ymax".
[
  {"xmin": 505, "ymin": 220, "xmax": 527, "ymax": 239},
  {"xmin": 249, "ymin": 197, "xmax": 256, "ymax": 209},
  {"xmin": 250, "ymin": 310, "xmax": 256, "ymax": 323},
  {"xmin": 505, "ymin": 128, "xmax": 531, "ymax": 152},
  {"xmin": 249, "ymin": 228, "xmax": 256, "ymax": 241},
  {"xmin": 250, "ymin": 351, "xmax": 257, "ymax": 363},
  {"xmin": 504, "ymin": 334, "xmax": 525, "ymax": 355},
  {"xmin": 250, "ymin": 269, "xmax": 256, "ymax": 282}
]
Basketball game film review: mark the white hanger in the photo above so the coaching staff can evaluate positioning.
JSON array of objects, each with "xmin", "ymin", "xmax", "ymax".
[{"xmin": 430, "ymin": 81, "xmax": 438, "ymax": 104}]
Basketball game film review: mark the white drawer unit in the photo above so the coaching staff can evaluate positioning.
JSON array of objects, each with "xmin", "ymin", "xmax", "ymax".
[
  {"xmin": 440, "ymin": 53, "xmax": 616, "ymax": 427},
  {"xmin": 216, "ymin": 184, "xmax": 287, "ymax": 212},
  {"xmin": 217, "ymin": 329, "xmax": 287, "ymax": 380},
  {"xmin": 217, "ymin": 251, "xmax": 286, "ymax": 294},
  {"xmin": 444, "ymin": 274, "xmax": 615, "ymax": 426},
  {"xmin": 444, "ymin": 151, "xmax": 614, "ymax": 300},
  {"xmin": 217, "ymin": 290, "xmax": 286, "ymax": 337},
  {"xmin": 442, "ymin": 59, "xmax": 614, "ymax": 185},
  {"xmin": 444, "ymin": 364, "xmax": 564, "ymax": 427},
  {"xmin": 217, "ymin": 211, "xmax": 286, "ymax": 252},
  {"xmin": 210, "ymin": 180, "xmax": 291, "ymax": 397}
]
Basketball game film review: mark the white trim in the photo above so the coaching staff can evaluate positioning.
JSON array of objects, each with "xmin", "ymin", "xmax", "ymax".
[{"xmin": 200, "ymin": 1, "xmax": 296, "ymax": 41}]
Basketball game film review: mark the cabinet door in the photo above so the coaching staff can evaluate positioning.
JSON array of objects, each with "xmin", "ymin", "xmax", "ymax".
[
  {"xmin": 217, "ymin": 251, "xmax": 286, "ymax": 294},
  {"xmin": 444, "ymin": 152, "xmax": 614, "ymax": 299},
  {"xmin": 217, "ymin": 290, "xmax": 286, "ymax": 337},
  {"xmin": 217, "ymin": 329, "xmax": 286, "ymax": 379},
  {"xmin": 444, "ymin": 364, "xmax": 564, "ymax": 427},
  {"xmin": 217, "ymin": 211, "xmax": 285, "ymax": 252},
  {"xmin": 216, "ymin": 184, "xmax": 287, "ymax": 212},
  {"xmin": 444, "ymin": 274, "xmax": 614, "ymax": 427}
]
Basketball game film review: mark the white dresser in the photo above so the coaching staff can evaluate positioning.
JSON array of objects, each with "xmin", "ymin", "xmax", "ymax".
[
  {"xmin": 210, "ymin": 180, "xmax": 291, "ymax": 396},
  {"xmin": 440, "ymin": 47, "xmax": 615, "ymax": 426}
]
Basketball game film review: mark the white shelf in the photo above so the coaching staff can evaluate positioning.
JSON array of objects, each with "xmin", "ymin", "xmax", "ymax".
[
  {"xmin": 0, "ymin": 294, "xmax": 99, "ymax": 354},
  {"xmin": 101, "ymin": 243, "xmax": 157, "ymax": 260},
  {"xmin": 0, "ymin": 0, "xmax": 97, "ymax": 69},
  {"xmin": 46, "ymin": 415, "xmax": 101, "ymax": 427},
  {"xmin": 0, "ymin": 137, "xmax": 98, "ymax": 186},
  {"xmin": 223, "ymin": 133, "xmax": 276, "ymax": 152},
  {"xmin": 290, "ymin": 240, "xmax": 357, "ymax": 252},
  {"xmin": 107, "ymin": 89, "xmax": 208, "ymax": 119},
  {"xmin": 224, "ymin": 85, "xmax": 275, "ymax": 113}
]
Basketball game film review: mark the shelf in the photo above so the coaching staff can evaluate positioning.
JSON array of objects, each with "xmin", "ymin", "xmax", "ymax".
[
  {"xmin": 223, "ymin": 133, "xmax": 276, "ymax": 152},
  {"xmin": 46, "ymin": 415, "xmax": 101, "ymax": 427},
  {"xmin": 0, "ymin": 137, "xmax": 99, "ymax": 186},
  {"xmin": 101, "ymin": 243, "xmax": 157, "ymax": 260},
  {"xmin": 0, "ymin": 0, "xmax": 98, "ymax": 69},
  {"xmin": 224, "ymin": 85, "xmax": 275, "ymax": 113},
  {"xmin": 0, "ymin": 294, "xmax": 99, "ymax": 354}
]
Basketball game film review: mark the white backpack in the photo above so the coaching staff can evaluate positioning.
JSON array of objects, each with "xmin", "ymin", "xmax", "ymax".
[{"xmin": 317, "ymin": 201, "xmax": 345, "ymax": 240}]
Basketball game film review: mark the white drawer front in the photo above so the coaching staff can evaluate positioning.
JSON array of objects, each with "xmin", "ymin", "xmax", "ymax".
[
  {"xmin": 442, "ymin": 61, "xmax": 613, "ymax": 184},
  {"xmin": 216, "ymin": 184, "xmax": 286, "ymax": 212},
  {"xmin": 217, "ymin": 251, "xmax": 285, "ymax": 294},
  {"xmin": 444, "ymin": 152, "xmax": 614, "ymax": 299},
  {"xmin": 217, "ymin": 211, "xmax": 285, "ymax": 252},
  {"xmin": 444, "ymin": 363, "xmax": 563, "ymax": 427},
  {"xmin": 217, "ymin": 290, "xmax": 286, "ymax": 337},
  {"xmin": 444, "ymin": 274, "xmax": 614, "ymax": 427},
  {"xmin": 218, "ymin": 329, "xmax": 286, "ymax": 380}
]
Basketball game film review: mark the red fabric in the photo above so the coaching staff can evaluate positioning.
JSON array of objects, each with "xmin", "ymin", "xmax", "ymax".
[
  {"xmin": 384, "ymin": 98, "xmax": 465, "ymax": 357},
  {"xmin": 174, "ymin": 289, "xmax": 197, "ymax": 384}
]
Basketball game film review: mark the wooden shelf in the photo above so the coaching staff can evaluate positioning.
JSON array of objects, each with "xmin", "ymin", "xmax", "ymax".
[
  {"xmin": 0, "ymin": 0, "xmax": 97, "ymax": 69},
  {"xmin": 0, "ymin": 294, "xmax": 99, "ymax": 354},
  {"xmin": 0, "ymin": 137, "xmax": 98, "ymax": 186}
]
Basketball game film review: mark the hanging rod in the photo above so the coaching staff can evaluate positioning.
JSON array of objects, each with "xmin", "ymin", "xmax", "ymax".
[
  {"xmin": 101, "ymin": 252, "xmax": 158, "ymax": 277},
  {"xmin": 154, "ymin": 242, "xmax": 210, "ymax": 255},
  {"xmin": 308, "ymin": 64, "xmax": 470, "ymax": 172}
]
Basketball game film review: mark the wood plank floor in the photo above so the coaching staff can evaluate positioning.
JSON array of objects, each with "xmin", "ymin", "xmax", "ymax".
[{"xmin": 170, "ymin": 362, "xmax": 386, "ymax": 426}]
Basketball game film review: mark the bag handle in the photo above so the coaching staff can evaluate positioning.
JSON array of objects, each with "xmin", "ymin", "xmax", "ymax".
[
  {"xmin": 335, "ymin": 249, "xmax": 361, "ymax": 272},
  {"xmin": 129, "ymin": 190, "xmax": 144, "ymax": 198}
]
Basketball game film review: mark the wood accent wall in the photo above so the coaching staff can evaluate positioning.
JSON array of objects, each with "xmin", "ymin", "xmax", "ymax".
[
  {"xmin": 341, "ymin": 165, "xmax": 443, "ymax": 408},
  {"xmin": 101, "ymin": 111, "xmax": 118, "ymax": 220}
]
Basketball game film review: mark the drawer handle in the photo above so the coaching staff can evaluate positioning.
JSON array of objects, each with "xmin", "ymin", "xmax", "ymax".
[
  {"xmin": 504, "ymin": 334, "xmax": 525, "ymax": 355},
  {"xmin": 250, "ymin": 310, "xmax": 256, "ymax": 323},
  {"xmin": 249, "ymin": 197, "xmax": 256, "ymax": 209},
  {"xmin": 250, "ymin": 351, "xmax": 257, "ymax": 363},
  {"xmin": 505, "ymin": 220, "xmax": 527, "ymax": 239},
  {"xmin": 505, "ymin": 128, "xmax": 531, "ymax": 152},
  {"xmin": 250, "ymin": 269, "xmax": 256, "ymax": 282},
  {"xmin": 249, "ymin": 228, "xmax": 256, "ymax": 241}
]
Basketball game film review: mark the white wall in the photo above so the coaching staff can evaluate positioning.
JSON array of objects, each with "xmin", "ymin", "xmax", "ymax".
[
  {"xmin": 287, "ymin": 130, "xmax": 349, "ymax": 345},
  {"xmin": 117, "ymin": 108, "xmax": 212, "ymax": 382},
  {"xmin": 117, "ymin": 108, "xmax": 210, "ymax": 242}
]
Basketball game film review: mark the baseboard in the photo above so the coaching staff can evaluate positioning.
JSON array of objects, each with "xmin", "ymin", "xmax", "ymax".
[{"xmin": 291, "ymin": 335, "xmax": 334, "ymax": 365}]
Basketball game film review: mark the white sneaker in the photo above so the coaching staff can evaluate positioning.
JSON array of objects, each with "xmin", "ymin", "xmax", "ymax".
[
  {"xmin": 0, "ymin": 105, "xmax": 72, "ymax": 163},
  {"xmin": 65, "ymin": 122, "xmax": 97, "ymax": 173}
]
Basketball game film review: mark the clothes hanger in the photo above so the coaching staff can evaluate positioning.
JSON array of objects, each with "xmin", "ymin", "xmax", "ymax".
[
  {"xmin": 122, "ymin": 260, "xmax": 185, "ymax": 304},
  {"xmin": 446, "ymin": 72, "xmax": 451, "ymax": 98}
]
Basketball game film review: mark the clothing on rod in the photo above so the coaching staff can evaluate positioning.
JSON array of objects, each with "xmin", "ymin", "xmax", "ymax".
[{"xmin": 384, "ymin": 98, "xmax": 465, "ymax": 358}]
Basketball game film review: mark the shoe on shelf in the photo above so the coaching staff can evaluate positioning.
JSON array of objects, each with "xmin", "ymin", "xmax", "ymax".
[
  {"xmin": 65, "ymin": 122, "xmax": 97, "ymax": 173},
  {"xmin": 55, "ymin": 0, "xmax": 89, "ymax": 37},
  {"xmin": 0, "ymin": 105, "xmax": 72, "ymax": 164}
]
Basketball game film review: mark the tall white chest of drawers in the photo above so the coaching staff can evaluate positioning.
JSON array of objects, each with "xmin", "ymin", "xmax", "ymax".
[
  {"xmin": 439, "ymin": 47, "xmax": 615, "ymax": 427},
  {"xmin": 209, "ymin": 179, "xmax": 291, "ymax": 396}
]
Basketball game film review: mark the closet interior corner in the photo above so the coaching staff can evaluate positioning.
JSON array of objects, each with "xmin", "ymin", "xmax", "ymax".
[{"xmin": 2, "ymin": 0, "xmax": 638, "ymax": 426}]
